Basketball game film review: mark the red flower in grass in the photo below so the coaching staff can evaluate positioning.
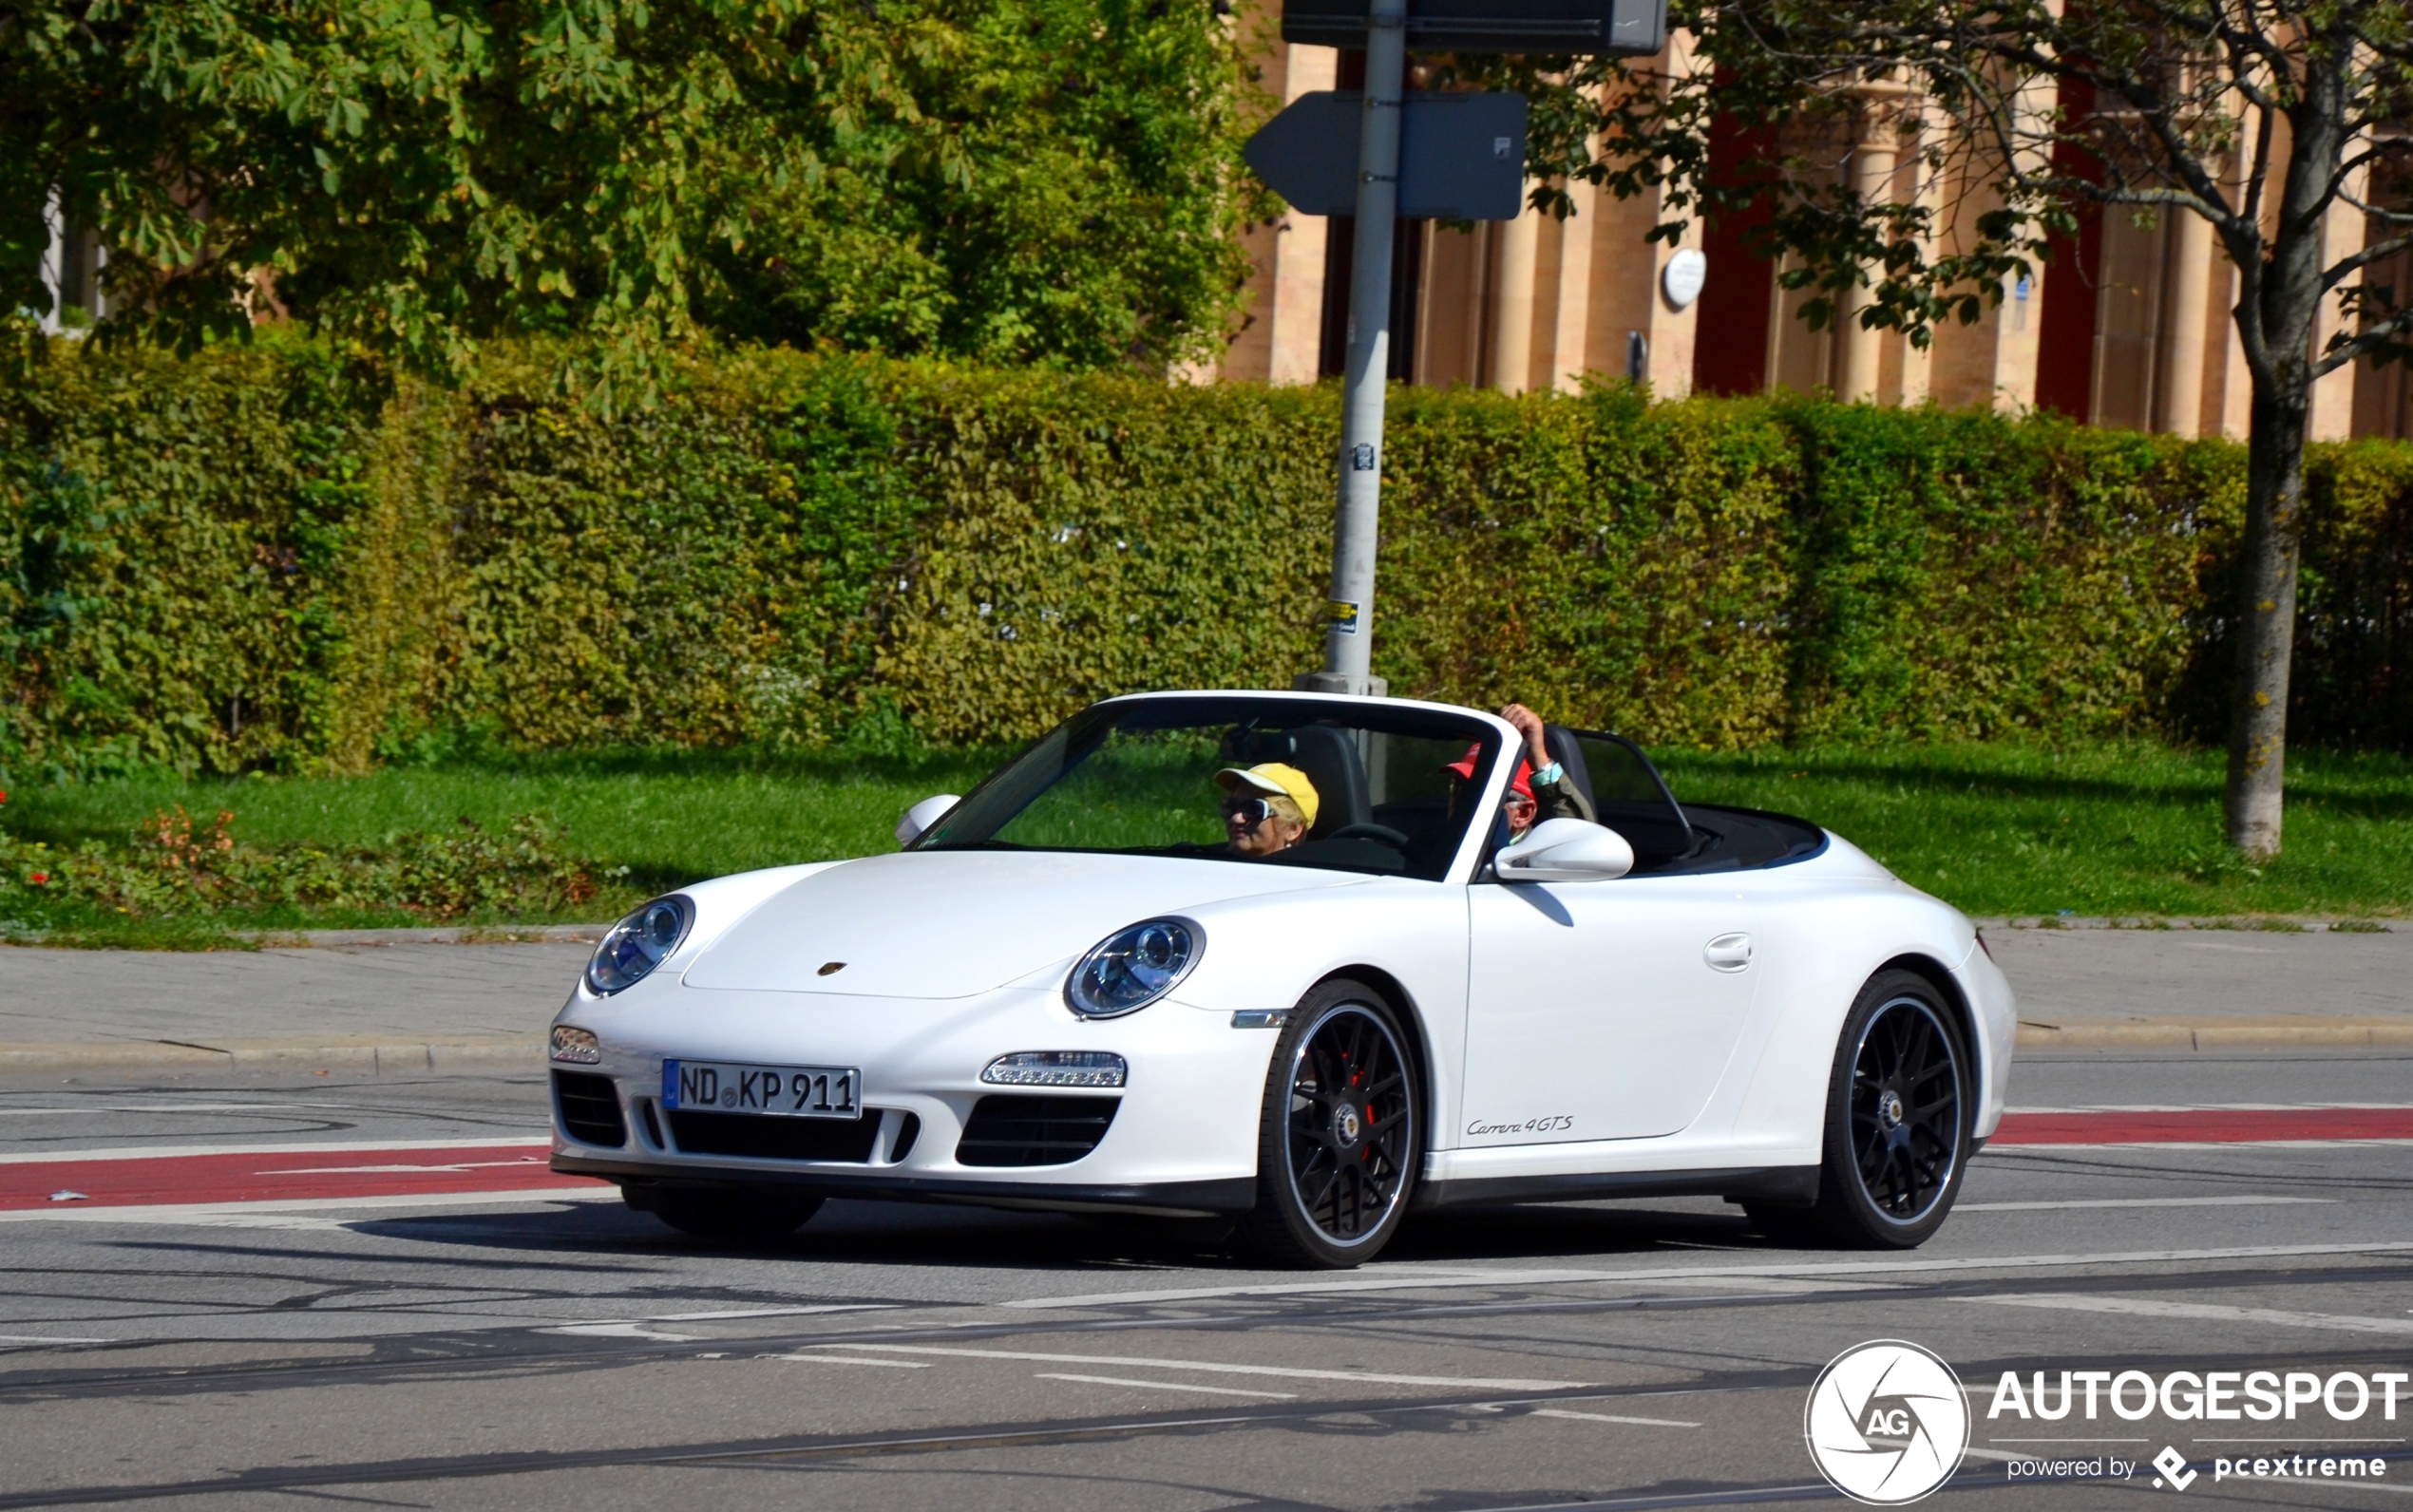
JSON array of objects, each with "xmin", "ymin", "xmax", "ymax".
[{"xmin": 27, "ymin": 873, "xmax": 48, "ymax": 885}]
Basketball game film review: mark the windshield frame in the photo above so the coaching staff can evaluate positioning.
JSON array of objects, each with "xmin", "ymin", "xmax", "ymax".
[{"xmin": 909, "ymin": 691, "xmax": 1514, "ymax": 883}]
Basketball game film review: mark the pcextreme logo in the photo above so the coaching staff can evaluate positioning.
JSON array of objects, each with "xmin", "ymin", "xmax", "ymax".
[{"xmin": 1804, "ymin": 1340, "xmax": 1972, "ymax": 1504}]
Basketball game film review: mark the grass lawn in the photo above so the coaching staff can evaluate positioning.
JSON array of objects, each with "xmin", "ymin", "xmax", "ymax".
[{"xmin": 2, "ymin": 740, "xmax": 2406, "ymax": 943}]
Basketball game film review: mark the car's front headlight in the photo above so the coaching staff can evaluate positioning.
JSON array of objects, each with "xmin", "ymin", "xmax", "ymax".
[
  {"xmin": 1066, "ymin": 917, "xmax": 1201, "ymax": 1018},
  {"xmin": 585, "ymin": 895, "xmax": 695, "ymax": 995}
]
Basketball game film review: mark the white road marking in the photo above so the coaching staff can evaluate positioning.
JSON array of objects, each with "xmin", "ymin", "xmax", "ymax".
[
  {"xmin": 0, "ymin": 1333, "xmax": 113, "ymax": 1346},
  {"xmin": 0, "ymin": 1104, "xmax": 356, "ymax": 1116},
  {"xmin": 0, "ymin": 1188, "xmax": 618, "ymax": 1226},
  {"xmin": 0, "ymin": 1136, "xmax": 547, "ymax": 1165},
  {"xmin": 1036, "ymin": 1372, "xmax": 1296, "ymax": 1400},
  {"xmin": 822, "ymin": 1343, "xmax": 1588, "ymax": 1391},
  {"xmin": 768, "ymin": 1353, "xmax": 932, "ymax": 1369},
  {"xmin": 1530, "ymin": 1408, "xmax": 1699, "ymax": 1428},
  {"xmin": 549, "ymin": 1322, "xmax": 701, "ymax": 1341},
  {"xmin": 1957, "ymin": 1196, "xmax": 2336, "ymax": 1213},
  {"xmin": 652, "ymin": 1305, "xmax": 894, "ymax": 1322},
  {"xmin": 259, "ymin": 1160, "xmax": 549, "ymax": 1175},
  {"xmin": 1973, "ymin": 1294, "xmax": 2413, "ymax": 1336},
  {"xmin": 1007, "ymin": 1241, "xmax": 2413, "ymax": 1311}
]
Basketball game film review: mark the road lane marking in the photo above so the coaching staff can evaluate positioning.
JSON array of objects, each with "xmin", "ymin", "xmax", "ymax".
[
  {"xmin": 1036, "ymin": 1372, "xmax": 1296, "ymax": 1399},
  {"xmin": 652, "ymin": 1305, "xmax": 894, "ymax": 1322},
  {"xmin": 0, "ymin": 1187, "xmax": 618, "ymax": 1225},
  {"xmin": 1972, "ymin": 1294, "xmax": 2413, "ymax": 1336},
  {"xmin": 0, "ymin": 1137, "xmax": 546, "ymax": 1164},
  {"xmin": 821, "ymin": 1343, "xmax": 1589, "ymax": 1390},
  {"xmin": 1530, "ymin": 1408, "xmax": 1699, "ymax": 1427},
  {"xmin": 768, "ymin": 1353, "xmax": 932, "ymax": 1368},
  {"xmin": 1007, "ymin": 1241, "xmax": 2413, "ymax": 1310},
  {"xmin": 551, "ymin": 1323, "xmax": 701, "ymax": 1341},
  {"xmin": 0, "ymin": 1333, "xmax": 113, "ymax": 1346},
  {"xmin": 1958, "ymin": 1196, "xmax": 2336, "ymax": 1212}
]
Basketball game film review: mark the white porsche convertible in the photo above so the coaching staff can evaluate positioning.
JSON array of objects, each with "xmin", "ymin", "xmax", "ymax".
[{"xmin": 548, "ymin": 690, "xmax": 2015, "ymax": 1267}]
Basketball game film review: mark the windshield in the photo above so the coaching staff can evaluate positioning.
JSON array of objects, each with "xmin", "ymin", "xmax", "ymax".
[{"xmin": 915, "ymin": 697, "xmax": 1504, "ymax": 880}]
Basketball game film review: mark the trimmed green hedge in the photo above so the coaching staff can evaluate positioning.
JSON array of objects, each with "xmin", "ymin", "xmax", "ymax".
[{"xmin": 4, "ymin": 338, "xmax": 2408, "ymax": 774}]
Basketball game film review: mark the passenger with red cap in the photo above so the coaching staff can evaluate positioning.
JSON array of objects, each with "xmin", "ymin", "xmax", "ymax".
[{"xmin": 1444, "ymin": 703, "xmax": 1595, "ymax": 839}]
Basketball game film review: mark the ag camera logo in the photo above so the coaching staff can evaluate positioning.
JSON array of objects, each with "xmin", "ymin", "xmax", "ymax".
[{"xmin": 1805, "ymin": 1340, "xmax": 1971, "ymax": 1504}]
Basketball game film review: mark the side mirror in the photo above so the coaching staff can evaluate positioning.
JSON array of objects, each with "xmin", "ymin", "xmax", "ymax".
[
  {"xmin": 1493, "ymin": 817, "xmax": 1634, "ymax": 882},
  {"xmin": 896, "ymin": 794, "xmax": 962, "ymax": 848}
]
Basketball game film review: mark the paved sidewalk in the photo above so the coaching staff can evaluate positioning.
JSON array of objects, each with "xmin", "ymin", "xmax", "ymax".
[
  {"xmin": 0, "ymin": 942, "xmax": 586, "ymax": 1074},
  {"xmin": 1983, "ymin": 925, "xmax": 2413, "ymax": 1049},
  {"xmin": 2, "ymin": 924, "xmax": 2406, "ymax": 1075}
]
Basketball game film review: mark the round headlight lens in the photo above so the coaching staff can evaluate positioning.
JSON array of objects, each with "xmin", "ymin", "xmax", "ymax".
[
  {"xmin": 1066, "ymin": 918, "xmax": 1199, "ymax": 1018},
  {"xmin": 585, "ymin": 895, "xmax": 695, "ymax": 995}
]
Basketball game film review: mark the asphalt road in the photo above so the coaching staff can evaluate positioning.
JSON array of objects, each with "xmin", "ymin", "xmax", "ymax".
[{"xmin": 3, "ymin": 1050, "xmax": 2409, "ymax": 1510}]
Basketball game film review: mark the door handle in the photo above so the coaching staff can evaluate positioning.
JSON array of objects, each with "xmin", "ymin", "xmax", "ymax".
[{"xmin": 1703, "ymin": 932, "xmax": 1754, "ymax": 972}]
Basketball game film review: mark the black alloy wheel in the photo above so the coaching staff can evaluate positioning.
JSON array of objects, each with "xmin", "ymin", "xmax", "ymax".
[
  {"xmin": 1237, "ymin": 981, "xmax": 1420, "ymax": 1268},
  {"xmin": 1748, "ymin": 968, "xmax": 1971, "ymax": 1249}
]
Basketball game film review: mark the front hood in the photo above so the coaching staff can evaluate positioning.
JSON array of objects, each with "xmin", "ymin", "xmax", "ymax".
[{"xmin": 680, "ymin": 849, "xmax": 1355, "ymax": 998}]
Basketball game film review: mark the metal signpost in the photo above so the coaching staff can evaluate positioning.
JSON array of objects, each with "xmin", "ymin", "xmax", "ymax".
[{"xmin": 1255, "ymin": 0, "xmax": 1669, "ymax": 695}]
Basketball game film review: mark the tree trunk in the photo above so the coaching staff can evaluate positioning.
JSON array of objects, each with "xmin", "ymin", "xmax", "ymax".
[{"xmin": 2224, "ymin": 384, "xmax": 2308, "ymax": 858}]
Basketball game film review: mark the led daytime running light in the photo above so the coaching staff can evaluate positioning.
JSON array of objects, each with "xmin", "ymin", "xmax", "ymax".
[{"xmin": 550, "ymin": 1026, "xmax": 601, "ymax": 1064}]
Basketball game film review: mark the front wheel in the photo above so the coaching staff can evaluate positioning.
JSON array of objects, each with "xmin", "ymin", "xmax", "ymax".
[
  {"xmin": 1755, "ymin": 969, "xmax": 1972, "ymax": 1249},
  {"xmin": 1234, "ymin": 982, "xmax": 1421, "ymax": 1269}
]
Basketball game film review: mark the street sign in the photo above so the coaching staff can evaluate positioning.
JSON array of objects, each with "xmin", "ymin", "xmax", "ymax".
[
  {"xmin": 1281, "ymin": 0, "xmax": 1666, "ymax": 56},
  {"xmin": 1244, "ymin": 91, "xmax": 1529, "ymax": 221}
]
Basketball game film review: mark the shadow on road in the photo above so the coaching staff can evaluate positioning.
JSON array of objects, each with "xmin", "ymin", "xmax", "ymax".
[{"xmin": 346, "ymin": 1193, "xmax": 1782, "ymax": 1272}]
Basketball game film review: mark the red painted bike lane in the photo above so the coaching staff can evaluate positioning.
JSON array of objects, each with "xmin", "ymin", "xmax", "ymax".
[
  {"xmin": 1, "ymin": 1142, "xmax": 593, "ymax": 1212},
  {"xmin": 1992, "ymin": 1106, "xmax": 2413, "ymax": 1145}
]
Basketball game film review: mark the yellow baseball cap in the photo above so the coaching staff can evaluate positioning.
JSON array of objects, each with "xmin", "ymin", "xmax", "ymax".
[{"xmin": 1214, "ymin": 762, "xmax": 1320, "ymax": 830}]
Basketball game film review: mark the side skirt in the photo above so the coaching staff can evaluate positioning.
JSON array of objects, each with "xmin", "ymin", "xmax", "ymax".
[{"xmin": 1411, "ymin": 1163, "xmax": 1820, "ymax": 1211}]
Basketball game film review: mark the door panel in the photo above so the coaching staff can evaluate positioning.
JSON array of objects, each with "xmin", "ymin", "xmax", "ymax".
[{"xmin": 1460, "ymin": 877, "xmax": 1758, "ymax": 1144}]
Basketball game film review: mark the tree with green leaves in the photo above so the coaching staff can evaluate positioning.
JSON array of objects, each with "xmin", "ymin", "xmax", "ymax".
[
  {"xmin": 1468, "ymin": 0, "xmax": 2413, "ymax": 857},
  {"xmin": 4, "ymin": 0, "xmax": 1265, "ymax": 398}
]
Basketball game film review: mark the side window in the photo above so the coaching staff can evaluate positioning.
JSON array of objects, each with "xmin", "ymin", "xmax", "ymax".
[{"xmin": 1568, "ymin": 730, "xmax": 1695, "ymax": 870}]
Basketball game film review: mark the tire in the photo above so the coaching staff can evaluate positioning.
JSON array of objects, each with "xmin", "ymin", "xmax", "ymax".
[
  {"xmin": 1234, "ymin": 980, "xmax": 1421, "ymax": 1269},
  {"xmin": 630, "ymin": 1184, "xmax": 825, "ymax": 1241},
  {"xmin": 1767, "ymin": 969, "xmax": 1972, "ymax": 1249}
]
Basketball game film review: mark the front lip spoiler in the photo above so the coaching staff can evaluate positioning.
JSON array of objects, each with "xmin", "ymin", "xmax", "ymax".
[{"xmin": 552, "ymin": 1152, "xmax": 1255, "ymax": 1218}]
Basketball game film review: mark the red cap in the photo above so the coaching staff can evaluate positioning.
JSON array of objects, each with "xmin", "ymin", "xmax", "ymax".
[{"xmin": 1443, "ymin": 745, "xmax": 1532, "ymax": 801}]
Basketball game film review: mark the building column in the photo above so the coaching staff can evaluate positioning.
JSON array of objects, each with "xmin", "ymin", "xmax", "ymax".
[
  {"xmin": 2156, "ymin": 209, "xmax": 2215, "ymax": 436},
  {"xmin": 1488, "ymin": 195, "xmax": 1543, "ymax": 393},
  {"xmin": 2309, "ymin": 147, "xmax": 2369, "ymax": 440},
  {"xmin": 1834, "ymin": 104, "xmax": 1898, "ymax": 402},
  {"xmin": 1549, "ymin": 177, "xmax": 1598, "ymax": 391}
]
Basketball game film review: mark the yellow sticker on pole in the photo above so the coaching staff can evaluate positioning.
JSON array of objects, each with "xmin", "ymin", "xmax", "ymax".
[{"xmin": 1326, "ymin": 599, "xmax": 1361, "ymax": 634}]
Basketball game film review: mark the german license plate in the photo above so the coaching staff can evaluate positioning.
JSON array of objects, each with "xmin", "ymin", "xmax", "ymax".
[{"xmin": 663, "ymin": 1060, "xmax": 861, "ymax": 1119}]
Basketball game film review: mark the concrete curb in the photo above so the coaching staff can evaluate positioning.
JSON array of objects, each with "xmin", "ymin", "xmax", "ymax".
[
  {"xmin": 0, "ymin": 1034, "xmax": 544, "ymax": 1075},
  {"xmin": 2016, "ymin": 1021, "xmax": 2413, "ymax": 1050},
  {"xmin": 242, "ymin": 925, "xmax": 607, "ymax": 948},
  {"xmin": 1979, "ymin": 915, "xmax": 2407, "ymax": 934}
]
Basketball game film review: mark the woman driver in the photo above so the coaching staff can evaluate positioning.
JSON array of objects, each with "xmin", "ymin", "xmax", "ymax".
[{"xmin": 1213, "ymin": 763, "xmax": 1320, "ymax": 858}]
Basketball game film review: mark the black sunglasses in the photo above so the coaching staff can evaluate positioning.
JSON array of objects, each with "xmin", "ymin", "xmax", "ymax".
[{"xmin": 1221, "ymin": 795, "xmax": 1280, "ymax": 825}]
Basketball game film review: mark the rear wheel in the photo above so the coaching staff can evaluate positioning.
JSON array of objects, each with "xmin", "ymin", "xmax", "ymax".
[
  {"xmin": 1753, "ymin": 969, "xmax": 1970, "ymax": 1249},
  {"xmin": 628, "ymin": 1184, "xmax": 824, "ymax": 1241},
  {"xmin": 1235, "ymin": 981, "xmax": 1420, "ymax": 1269}
]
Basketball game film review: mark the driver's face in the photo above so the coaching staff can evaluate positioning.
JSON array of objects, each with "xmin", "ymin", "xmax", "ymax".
[{"xmin": 1223, "ymin": 796, "xmax": 1304, "ymax": 857}]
